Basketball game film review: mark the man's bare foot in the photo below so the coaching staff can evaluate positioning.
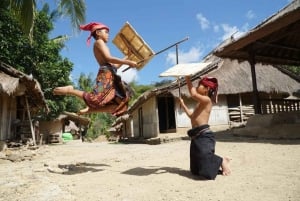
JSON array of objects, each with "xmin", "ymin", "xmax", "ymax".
[
  {"xmin": 221, "ymin": 157, "xmax": 231, "ymax": 176},
  {"xmin": 112, "ymin": 104, "xmax": 128, "ymax": 116},
  {"xmin": 53, "ymin": 85, "xmax": 73, "ymax": 95},
  {"xmin": 78, "ymin": 107, "xmax": 90, "ymax": 115}
]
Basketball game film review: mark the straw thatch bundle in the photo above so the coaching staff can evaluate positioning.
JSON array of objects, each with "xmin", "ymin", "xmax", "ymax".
[
  {"xmin": 0, "ymin": 71, "xmax": 22, "ymax": 95},
  {"xmin": 0, "ymin": 61, "xmax": 49, "ymax": 112}
]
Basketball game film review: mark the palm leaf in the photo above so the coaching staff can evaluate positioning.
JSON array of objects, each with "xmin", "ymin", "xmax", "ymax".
[
  {"xmin": 10, "ymin": 0, "xmax": 36, "ymax": 42},
  {"xmin": 51, "ymin": 34, "xmax": 70, "ymax": 44},
  {"xmin": 58, "ymin": 0, "xmax": 86, "ymax": 33}
]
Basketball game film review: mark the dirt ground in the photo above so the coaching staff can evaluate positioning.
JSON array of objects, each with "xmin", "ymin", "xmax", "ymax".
[{"xmin": 0, "ymin": 134, "xmax": 299, "ymax": 201}]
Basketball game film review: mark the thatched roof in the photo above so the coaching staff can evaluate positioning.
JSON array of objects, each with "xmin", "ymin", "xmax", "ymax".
[
  {"xmin": 0, "ymin": 71, "xmax": 21, "ymax": 95},
  {"xmin": 171, "ymin": 56, "xmax": 300, "ymax": 97},
  {"xmin": 112, "ymin": 114, "xmax": 130, "ymax": 125},
  {"xmin": 0, "ymin": 61, "xmax": 49, "ymax": 112},
  {"xmin": 214, "ymin": 0, "xmax": 300, "ymax": 66},
  {"xmin": 127, "ymin": 82, "xmax": 178, "ymax": 113},
  {"xmin": 58, "ymin": 111, "xmax": 91, "ymax": 126},
  {"xmin": 210, "ymin": 60, "xmax": 300, "ymax": 94}
]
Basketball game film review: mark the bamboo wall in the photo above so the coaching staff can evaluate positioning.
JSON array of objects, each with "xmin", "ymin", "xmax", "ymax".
[{"xmin": 260, "ymin": 99, "xmax": 300, "ymax": 114}]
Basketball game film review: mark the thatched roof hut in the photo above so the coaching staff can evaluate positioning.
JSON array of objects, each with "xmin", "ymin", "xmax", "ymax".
[
  {"xmin": 0, "ymin": 61, "xmax": 49, "ymax": 112},
  {"xmin": 1, "ymin": 61, "xmax": 49, "ymax": 142},
  {"xmin": 59, "ymin": 111, "xmax": 91, "ymax": 127},
  {"xmin": 213, "ymin": 0, "xmax": 300, "ymax": 114},
  {"xmin": 37, "ymin": 112, "xmax": 91, "ymax": 143},
  {"xmin": 127, "ymin": 83, "xmax": 175, "ymax": 113}
]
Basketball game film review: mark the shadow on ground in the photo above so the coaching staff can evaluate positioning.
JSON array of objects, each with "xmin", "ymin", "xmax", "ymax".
[
  {"xmin": 122, "ymin": 166, "xmax": 211, "ymax": 181},
  {"xmin": 47, "ymin": 162, "xmax": 110, "ymax": 175}
]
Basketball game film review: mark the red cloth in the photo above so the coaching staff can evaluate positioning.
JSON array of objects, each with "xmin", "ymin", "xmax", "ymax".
[
  {"xmin": 199, "ymin": 77, "xmax": 218, "ymax": 90},
  {"xmin": 199, "ymin": 76, "xmax": 218, "ymax": 103},
  {"xmin": 80, "ymin": 22, "xmax": 109, "ymax": 45}
]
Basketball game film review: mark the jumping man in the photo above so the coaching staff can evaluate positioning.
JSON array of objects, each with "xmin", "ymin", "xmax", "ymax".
[{"xmin": 53, "ymin": 22, "xmax": 137, "ymax": 116}]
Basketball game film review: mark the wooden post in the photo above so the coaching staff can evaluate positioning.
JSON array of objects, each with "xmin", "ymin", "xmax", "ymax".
[
  {"xmin": 25, "ymin": 96, "xmax": 36, "ymax": 146},
  {"xmin": 175, "ymin": 43, "xmax": 182, "ymax": 100},
  {"xmin": 177, "ymin": 78, "xmax": 181, "ymax": 99},
  {"xmin": 249, "ymin": 47, "xmax": 261, "ymax": 114},
  {"xmin": 239, "ymin": 94, "xmax": 244, "ymax": 123}
]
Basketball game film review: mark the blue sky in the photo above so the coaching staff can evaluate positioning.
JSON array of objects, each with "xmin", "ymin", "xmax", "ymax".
[{"xmin": 43, "ymin": 0, "xmax": 291, "ymax": 85}]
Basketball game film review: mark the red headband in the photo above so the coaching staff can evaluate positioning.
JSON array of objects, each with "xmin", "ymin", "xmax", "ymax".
[
  {"xmin": 199, "ymin": 77, "xmax": 218, "ymax": 90},
  {"xmin": 80, "ymin": 22, "xmax": 109, "ymax": 46},
  {"xmin": 199, "ymin": 76, "xmax": 218, "ymax": 103}
]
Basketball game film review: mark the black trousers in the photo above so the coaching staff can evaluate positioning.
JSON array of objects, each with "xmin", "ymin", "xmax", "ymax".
[{"xmin": 188, "ymin": 126, "xmax": 222, "ymax": 180}]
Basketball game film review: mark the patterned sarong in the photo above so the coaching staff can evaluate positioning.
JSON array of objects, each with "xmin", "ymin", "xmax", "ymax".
[{"xmin": 83, "ymin": 64, "xmax": 133, "ymax": 116}]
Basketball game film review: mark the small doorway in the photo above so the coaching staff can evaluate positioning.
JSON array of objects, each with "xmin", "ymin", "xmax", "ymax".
[
  {"xmin": 157, "ymin": 94, "xmax": 176, "ymax": 133},
  {"xmin": 138, "ymin": 107, "xmax": 143, "ymax": 137}
]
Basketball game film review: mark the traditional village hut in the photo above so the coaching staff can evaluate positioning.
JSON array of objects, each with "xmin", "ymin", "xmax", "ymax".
[
  {"xmin": 213, "ymin": 0, "xmax": 300, "ymax": 113},
  {"xmin": 113, "ymin": 55, "xmax": 300, "ymax": 141},
  {"xmin": 0, "ymin": 62, "xmax": 49, "ymax": 144},
  {"xmin": 39, "ymin": 111, "xmax": 91, "ymax": 143},
  {"xmin": 185, "ymin": 55, "xmax": 300, "ymax": 125},
  {"xmin": 212, "ymin": 0, "xmax": 300, "ymax": 138}
]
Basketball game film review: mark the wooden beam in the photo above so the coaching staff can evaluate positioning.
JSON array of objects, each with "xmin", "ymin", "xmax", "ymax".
[
  {"xmin": 25, "ymin": 96, "xmax": 36, "ymax": 146},
  {"xmin": 249, "ymin": 47, "xmax": 261, "ymax": 114}
]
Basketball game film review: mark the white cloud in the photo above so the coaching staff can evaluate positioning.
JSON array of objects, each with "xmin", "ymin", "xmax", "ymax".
[
  {"xmin": 213, "ymin": 24, "xmax": 220, "ymax": 33},
  {"xmin": 166, "ymin": 46, "xmax": 203, "ymax": 65},
  {"xmin": 117, "ymin": 65, "xmax": 138, "ymax": 83},
  {"xmin": 196, "ymin": 13, "xmax": 210, "ymax": 30},
  {"xmin": 241, "ymin": 23, "xmax": 250, "ymax": 31},
  {"xmin": 246, "ymin": 10, "xmax": 256, "ymax": 20},
  {"xmin": 218, "ymin": 23, "xmax": 249, "ymax": 42},
  {"xmin": 220, "ymin": 24, "xmax": 239, "ymax": 40},
  {"xmin": 194, "ymin": 11, "xmax": 251, "ymax": 48}
]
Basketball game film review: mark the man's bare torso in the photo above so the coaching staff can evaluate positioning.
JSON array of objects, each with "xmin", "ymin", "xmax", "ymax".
[
  {"xmin": 190, "ymin": 102, "xmax": 212, "ymax": 127},
  {"xmin": 93, "ymin": 43, "xmax": 108, "ymax": 66}
]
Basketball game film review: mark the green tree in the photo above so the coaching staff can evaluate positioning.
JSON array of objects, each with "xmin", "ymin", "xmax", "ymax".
[
  {"xmin": 0, "ymin": 6, "xmax": 76, "ymax": 119},
  {"xmin": 78, "ymin": 72, "xmax": 94, "ymax": 91},
  {"xmin": 2, "ymin": 0, "xmax": 86, "ymax": 42},
  {"xmin": 154, "ymin": 79, "xmax": 173, "ymax": 87},
  {"xmin": 128, "ymin": 81, "xmax": 154, "ymax": 105},
  {"xmin": 283, "ymin": 65, "xmax": 300, "ymax": 76},
  {"xmin": 72, "ymin": 72, "xmax": 94, "ymax": 112}
]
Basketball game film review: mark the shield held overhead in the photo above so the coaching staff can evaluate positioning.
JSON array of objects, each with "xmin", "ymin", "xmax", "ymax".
[{"xmin": 113, "ymin": 21, "xmax": 155, "ymax": 70}]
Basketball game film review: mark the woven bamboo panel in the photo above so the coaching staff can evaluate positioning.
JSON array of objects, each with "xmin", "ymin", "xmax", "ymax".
[
  {"xmin": 160, "ymin": 62, "xmax": 212, "ymax": 77},
  {"xmin": 113, "ymin": 22, "xmax": 154, "ymax": 70}
]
